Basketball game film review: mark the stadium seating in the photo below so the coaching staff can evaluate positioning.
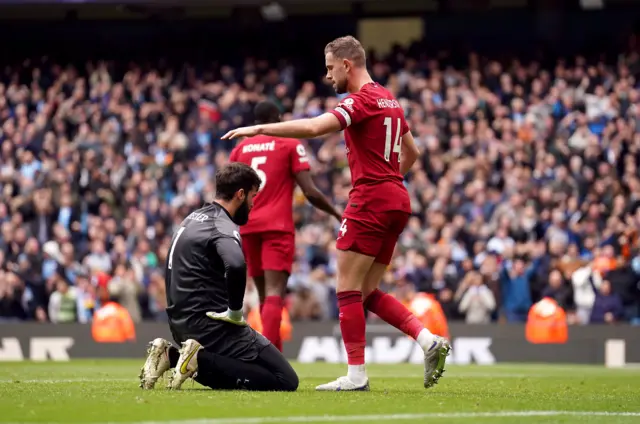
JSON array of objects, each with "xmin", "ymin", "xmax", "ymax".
[{"xmin": 1, "ymin": 38, "xmax": 640, "ymax": 325}]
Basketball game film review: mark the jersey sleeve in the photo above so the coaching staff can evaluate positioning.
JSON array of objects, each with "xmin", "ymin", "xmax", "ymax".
[
  {"xmin": 401, "ymin": 114, "xmax": 410, "ymax": 136},
  {"xmin": 214, "ymin": 236, "xmax": 247, "ymax": 312},
  {"xmin": 289, "ymin": 140, "xmax": 311, "ymax": 174},
  {"xmin": 329, "ymin": 92, "xmax": 369, "ymax": 129},
  {"xmin": 229, "ymin": 145, "xmax": 239, "ymax": 162},
  {"xmin": 213, "ymin": 219, "xmax": 247, "ymax": 312}
]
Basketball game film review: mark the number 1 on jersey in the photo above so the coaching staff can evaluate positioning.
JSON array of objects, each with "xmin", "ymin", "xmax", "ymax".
[
  {"xmin": 383, "ymin": 117, "xmax": 402, "ymax": 162},
  {"xmin": 251, "ymin": 156, "xmax": 267, "ymax": 191}
]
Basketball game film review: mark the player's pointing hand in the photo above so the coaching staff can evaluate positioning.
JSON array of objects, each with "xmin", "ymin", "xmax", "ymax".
[{"xmin": 221, "ymin": 126, "xmax": 261, "ymax": 140}]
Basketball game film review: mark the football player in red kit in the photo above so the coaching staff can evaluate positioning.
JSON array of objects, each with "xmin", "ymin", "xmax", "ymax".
[
  {"xmin": 229, "ymin": 101, "xmax": 341, "ymax": 352},
  {"xmin": 223, "ymin": 36, "xmax": 450, "ymax": 391}
]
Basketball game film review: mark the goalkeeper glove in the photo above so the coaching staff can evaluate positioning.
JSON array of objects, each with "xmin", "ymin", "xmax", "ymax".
[{"xmin": 206, "ymin": 309, "xmax": 247, "ymax": 326}]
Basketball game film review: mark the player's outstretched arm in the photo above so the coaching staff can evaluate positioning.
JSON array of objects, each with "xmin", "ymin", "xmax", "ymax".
[
  {"xmin": 222, "ymin": 113, "xmax": 342, "ymax": 140},
  {"xmin": 400, "ymin": 130, "xmax": 420, "ymax": 175},
  {"xmin": 294, "ymin": 170, "xmax": 342, "ymax": 222}
]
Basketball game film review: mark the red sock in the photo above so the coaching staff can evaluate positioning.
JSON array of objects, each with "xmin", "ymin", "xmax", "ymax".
[
  {"xmin": 365, "ymin": 289, "xmax": 423, "ymax": 339},
  {"xmin": 261, "ymin": 296, "xmax": 283, "ymax": 351},
  {"xmin": 337, "ymin": 291, "xmax": 366, "ymax": 366}
]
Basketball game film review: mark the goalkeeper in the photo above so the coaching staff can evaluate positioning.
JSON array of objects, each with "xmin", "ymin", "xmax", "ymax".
[{"xmin": 139, "ymin": 163, "xmax": 299, "ymax": 392}]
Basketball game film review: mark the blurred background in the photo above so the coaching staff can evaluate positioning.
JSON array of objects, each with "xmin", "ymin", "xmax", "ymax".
[{"xmin": 1, "ymin": 0, "xmax": 640, "ymax": 339}]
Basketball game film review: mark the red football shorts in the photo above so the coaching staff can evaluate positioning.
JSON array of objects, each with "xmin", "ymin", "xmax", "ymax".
[
  {"xmin": 336, "ymin": 210, "xmax": 410, "ymax": 265},
  {"xmin": 241, "ymin": 231, "xmax": 295, "ymax": 278}
]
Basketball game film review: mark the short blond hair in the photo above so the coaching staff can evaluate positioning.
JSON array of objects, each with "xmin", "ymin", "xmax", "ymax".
[{"xmin": 324, "ymin": 36, "xmax": 366, "ymax": 68}]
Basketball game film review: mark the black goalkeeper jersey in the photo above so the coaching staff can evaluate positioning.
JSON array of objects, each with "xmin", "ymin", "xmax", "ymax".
[{"xmin": 165, "ymin": 202, "xmax": 267, "ymax": 359}]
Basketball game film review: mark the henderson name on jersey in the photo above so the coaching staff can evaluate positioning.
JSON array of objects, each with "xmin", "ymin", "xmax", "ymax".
[{"xmin": 329, "ymin": 82, "xmax": 411, "ymax": 215}]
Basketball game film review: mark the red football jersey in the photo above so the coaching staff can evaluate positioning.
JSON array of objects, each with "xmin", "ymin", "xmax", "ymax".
[
  {"xmin": 229, "ymin": 135, "xmax": 311, "ymax": 234},
  {"xmin": 329, "ymin": 82, "xmax": 411, "ymax": 215}
]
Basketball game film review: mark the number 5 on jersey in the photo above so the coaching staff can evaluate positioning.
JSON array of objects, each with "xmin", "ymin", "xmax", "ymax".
[
  {"xmin": 383, "ymin": 117, "xmax": 402, "ymax": 162},
  {"xmin": 251, "ymin": 156, "xmax": 267, "ymax": 191}
]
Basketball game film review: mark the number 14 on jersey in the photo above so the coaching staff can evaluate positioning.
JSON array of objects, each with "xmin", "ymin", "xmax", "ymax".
[{"xmin": 383, "ymin": 117, "xmax": 402, "ymax": 162}]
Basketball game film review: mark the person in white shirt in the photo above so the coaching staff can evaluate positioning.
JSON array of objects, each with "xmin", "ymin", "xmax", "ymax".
[{"xmin": 457, "ymin": 271, "xmax": 497, "ymax": 324}]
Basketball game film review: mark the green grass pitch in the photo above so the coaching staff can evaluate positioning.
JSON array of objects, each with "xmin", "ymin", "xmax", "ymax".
[{"xmin": 0, "ymin": 360, "xmax": 639, "ymax": 424}]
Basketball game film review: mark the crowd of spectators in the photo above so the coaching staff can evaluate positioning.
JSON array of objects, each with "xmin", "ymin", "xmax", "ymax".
[{"xmin": 2, "ymin": 42, "xmax": 640, "ymax": 325}]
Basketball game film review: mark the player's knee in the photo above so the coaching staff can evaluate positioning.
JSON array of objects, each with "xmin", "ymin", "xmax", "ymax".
[
  {"xmin": 274, "ymin": 359, "xmax": 299, "ymax": 391},
  {"xmin": 264, "ymin": 270, "xmax": 288, "ymax": 297},
  {"xmin": 362, "ymin": 287, "xmax": 375, "ymax": 301},
  {"xmin": 280, "ymin": 369, "xmax": 299, "ymax": 392},
  {"xmin": 265, "ymin": 284, "xmax": 285, "ymax": 297},
  {"xmin": 336, "ymin": 277, "xmax": 362, "ymax": 292}
]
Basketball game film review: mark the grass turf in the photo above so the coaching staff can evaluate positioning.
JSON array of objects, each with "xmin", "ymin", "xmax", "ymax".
[{"xmin": 0, "ymin": 361, "xmax": 639, "ymax": 423}]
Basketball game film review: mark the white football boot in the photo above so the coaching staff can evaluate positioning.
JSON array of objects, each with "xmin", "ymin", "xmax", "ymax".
[
  {"xmin": 168, "ymin": 339, "xmax": 202, "ymax": 390},
  {"xmin": 423, "ymin": 336, "xmax": 451, "ymax": 388},
  {"xmin": 315, "ymin": 376, "xmax": 370, "ymax": 392},
  {"xmin": 139, "ymin": 338, "xmax": 172, "ymax": 389}
]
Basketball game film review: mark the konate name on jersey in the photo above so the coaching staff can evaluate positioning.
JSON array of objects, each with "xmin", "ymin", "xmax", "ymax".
[{"xmin": 230, "ymin": 135, "xmax": 310, "ymax": 234}]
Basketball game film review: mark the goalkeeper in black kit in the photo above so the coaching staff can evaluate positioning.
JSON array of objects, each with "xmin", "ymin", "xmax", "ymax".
[{"xmin": 139, "ymin": 162, "xmax": 299, "ymax": 392}]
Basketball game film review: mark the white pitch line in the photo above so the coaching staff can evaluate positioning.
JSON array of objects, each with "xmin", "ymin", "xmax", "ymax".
[
  {"xmin": 106, "ymin": 411, "xmax": 640, "ymax": 424},
  {"xmin": 5, "ymin": 411, "xmax": 637, "ymax": 424}
]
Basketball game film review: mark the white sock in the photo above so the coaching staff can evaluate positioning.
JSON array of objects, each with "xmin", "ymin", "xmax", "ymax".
[
  {"xmin": 416, "ymin": 328, "xmax": 437, "ymax": 352},
  {"xmin": 347, "ymin": 364, "xmax": 367, "ymax": 385}
]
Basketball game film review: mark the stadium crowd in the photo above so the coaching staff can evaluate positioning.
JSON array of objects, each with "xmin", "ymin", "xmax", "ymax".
[{"xmin": 1, "ymin": 45, "xmax": 640, "ymax": 325}]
